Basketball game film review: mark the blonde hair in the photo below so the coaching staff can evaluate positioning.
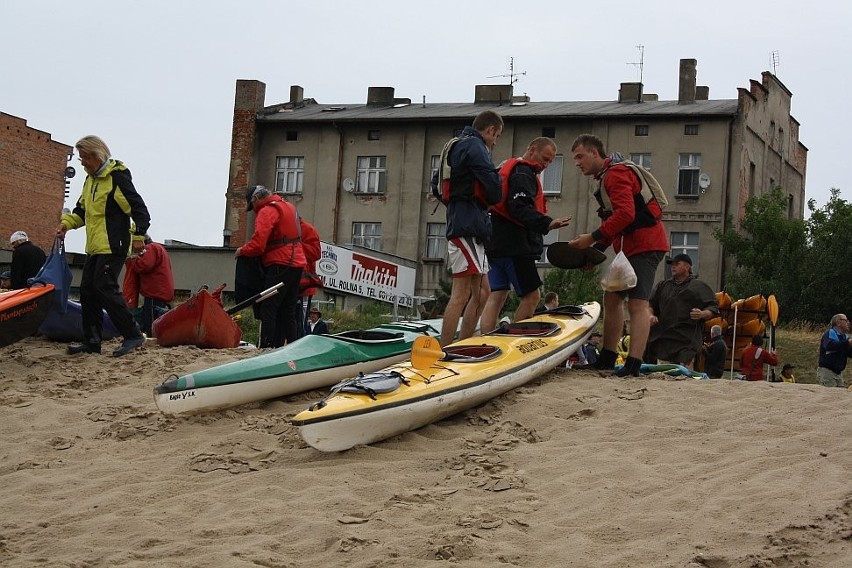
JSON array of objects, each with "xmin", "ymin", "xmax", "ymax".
[{"xmin": 75, "ymin": 135, "xmax": 111, "ymax": 164}]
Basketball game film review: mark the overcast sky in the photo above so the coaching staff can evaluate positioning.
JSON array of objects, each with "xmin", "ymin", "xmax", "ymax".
[{"xmin": 4, "ymin": 0, "xmax": 849, "ymax": 253}]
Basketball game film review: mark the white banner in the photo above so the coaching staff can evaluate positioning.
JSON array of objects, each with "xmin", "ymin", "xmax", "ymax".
[{"xmin": 315, "ymin": 242, "xmax": 416, "ymax": 308}]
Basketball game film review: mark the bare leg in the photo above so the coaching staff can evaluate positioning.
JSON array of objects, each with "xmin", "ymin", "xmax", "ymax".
[
  {"xmin": 481, "ymin": 289, "xmax": 509, "ymax": 333},
  {"xmin": 441, "ymin": 275, "xmax": 473, "ymax": 347},
  {"xmin": 626, "ymin": 298, "xmax": 651, "ymax": 360},
  {"xmin": 459, "ymin": 274, "xmax": 487, "ymax": 341},
  {"xmin": 514, "ymin": 288, "xmax": 542, "ymax": 322},
  {"xmin": 602, "ymin": 291, "xmax": 624, "ymax": 353}
]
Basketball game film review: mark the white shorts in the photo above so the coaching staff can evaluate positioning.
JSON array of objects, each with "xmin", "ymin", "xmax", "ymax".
[{"xmin": 448, "ymin": 237, "xmax": 489, "ymax": 277}]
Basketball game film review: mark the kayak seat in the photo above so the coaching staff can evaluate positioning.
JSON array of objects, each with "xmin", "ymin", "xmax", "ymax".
[
  {"xmin": 490, "ymin": 321, "xmax": 559, "ymax": 337},
  {"xmin": 442, "ymin": 344, "xmax": 502, "ymax": 362},
  {"xmin": 332, "ymin": 330, "xmax": 405, "ymax": 344}
]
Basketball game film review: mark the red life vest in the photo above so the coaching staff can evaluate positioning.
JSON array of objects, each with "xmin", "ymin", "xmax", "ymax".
[{"xmin": 490, "ymin": 157, "xmax": 547, "ymax": 225}]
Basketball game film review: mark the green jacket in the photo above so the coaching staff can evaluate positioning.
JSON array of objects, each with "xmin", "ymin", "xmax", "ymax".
[{"xmin": 61, "ymin": 159, "xmax": 150, "ymax": 256}]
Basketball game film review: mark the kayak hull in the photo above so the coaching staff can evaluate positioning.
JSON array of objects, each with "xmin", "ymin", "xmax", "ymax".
[
  {"xmin": 153, "ymin": 319, "xmax": 442, "ymax": 415},
  {"xmin": 38, "ymin": 299, "xmax": 120, "ymax": 342},
  {"xmin": 152, "ymin": 289, "xmax": 241, "ymax": 348},
  {"xmin": 293, "ymin": 303, "xmax": 601, "ymax": 452},
  {"xmin": 0, "ymin": 285, "xmax": 56, "ymax": 348}
]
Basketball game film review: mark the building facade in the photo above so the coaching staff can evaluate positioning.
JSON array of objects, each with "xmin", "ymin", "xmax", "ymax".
[
  {"xmin": 0, "ymin": 113, "xmax": 72, "ymax": 254},
  {"xmin": 223, "ymin": 59, "xmax": 807, "ymax": 299}
]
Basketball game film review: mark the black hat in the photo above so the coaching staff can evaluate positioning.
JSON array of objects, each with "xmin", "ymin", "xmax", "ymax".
[
  {"xmin": 667, "ymin": 253, "xmax": 693, "ymax": 265},
  {"xmin": 245, "ymin": 185, "xmax": 264, "ymax": 211},
  {"xmin": 782, "ymin": 363, "xmax": 795, "ymax": 371}
]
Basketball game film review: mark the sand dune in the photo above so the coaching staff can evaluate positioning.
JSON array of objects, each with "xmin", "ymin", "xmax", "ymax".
[{"xmin": 1, "ymin": 336, "xmax": 849, "ymax": 567}]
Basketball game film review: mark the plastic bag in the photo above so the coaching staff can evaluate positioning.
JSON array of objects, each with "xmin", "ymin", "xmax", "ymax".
[{"xmin": 600, "ymin": 250, "xmax": 637, "ymax": 292}]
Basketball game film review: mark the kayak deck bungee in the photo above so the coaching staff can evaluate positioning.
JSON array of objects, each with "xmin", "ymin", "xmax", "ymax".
[
  {"xmin": 153, "ymin": 319, "xmax": 443, "ymax": 415},
  {"xmin": 292, "ymin": 303, "xmax": 601, "ymax": 452}
]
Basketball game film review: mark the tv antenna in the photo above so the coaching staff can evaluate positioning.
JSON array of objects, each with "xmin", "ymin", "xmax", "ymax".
[
  {"xmin": 626, "ymin": 45, "xmax": 645, "ymax": 83},
  {"xmin": 487, "ymin": 57, "xmax": 526, "ymax": 85},
  {"xmin": 770, "ymin": 50, "xmax": 780, "ymax": 74}
]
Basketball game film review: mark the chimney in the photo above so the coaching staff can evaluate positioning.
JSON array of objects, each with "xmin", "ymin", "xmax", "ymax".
[
  {"xmin": 290, "ymin": 85, "xmax": 304, "ymax": 105},
  {"xmin": 642, "ymin": 93, "xmax": 659, "ymax": 102},
  {"xmin": 367, "ymin": 87, "xmax": 395, "ymax": 106},
  {"xmin": 618, "ymin": 82, "xmax": 643, "ymax": 103},
  {"xmin": 695, "ymin": 85, "xmax": 709, "ymax": 100},
  {"xmin": 678, "ymin": 58, "xmax": 697, "ymax": 104},
  {"xmin": 474, "ymin": 84, "xmax": 513, "ymax": 104}
]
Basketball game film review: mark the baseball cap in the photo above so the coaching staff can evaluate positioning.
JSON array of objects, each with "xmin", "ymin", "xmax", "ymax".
[
  {"xmin": 245, "ymin": 185, "xmax": 265, "ymax": 211},
  {"xmin": 9, "ymin": 231, "xmax": 28, "ymax": 245},
  {"xmin": 1, "ymin": 270, "xmax": 11, "ymax": 279},
  {"xmin": 667, "ymin": 253, "xmax": 692, "ymax": 265}
]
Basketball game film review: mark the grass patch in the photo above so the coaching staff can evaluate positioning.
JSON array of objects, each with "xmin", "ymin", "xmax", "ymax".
[{"xmin": 774, "ymin": 324, "xmax": 822, "ymax": 384}]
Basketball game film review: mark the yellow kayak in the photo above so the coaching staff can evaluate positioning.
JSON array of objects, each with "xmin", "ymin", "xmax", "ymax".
[{"xmin": 292, "ymin": 302, "xmax": 601, "ymax": 452}]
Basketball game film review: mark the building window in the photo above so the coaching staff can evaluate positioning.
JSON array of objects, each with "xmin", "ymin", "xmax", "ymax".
[
  {"xmin": 677, "ymin": 153, "xmax": 701, "ymax": 196},
  {"xmin": 629, "ymin": 153, "xmax": 652, "ymax": 170},
  {"xmin": 670, "ymin": 232, "xmax": 700, "ymax": 274},
  {"xmin": 542, "ymin": 154, "xmax": 564, "ymax": 195},
  {"xmin": 275, "ymin": 156, "xmax": 304, "ymax": 194},
  {"xmin": 542, "ymin": 126, "xmax": 556, "ymax": 138},
  {"xmin": 635, "ymin": 125, "xmax": 649, "ymax": 136},
  {"xmin": 368, "ymin": 129, "xmax": 381, "ymax": 141},
  {"xmin": 684, "ymin": 124, "xmax": 700, "ymax": 136},
  {"xmin": 430, "ymin": 154, "xmax": 440, "ymax": 184},
  {"xmin": 425, "ymin": 223, "xmax": 446, "ymax": 259},
  {"xmin": 356, "ymin": 156, "xmax": 387, "ymax": 194},
  {"xmin": 286, "ymin": 130, "xmax": 298, "ymax": 141},
  {"xmin": 351, "ymin": 222, "xmax": 382, "ymax": 251}
]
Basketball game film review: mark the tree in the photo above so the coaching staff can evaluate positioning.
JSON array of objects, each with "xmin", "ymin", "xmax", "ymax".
[{"xmin": 714, "ymin": 188, "xmax": 850, "ymax": 323}]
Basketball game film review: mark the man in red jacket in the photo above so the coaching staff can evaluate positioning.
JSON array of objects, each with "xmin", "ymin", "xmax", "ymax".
[
  {"xmin": 739, "ymin": 335, "xmax": 778, "ymax": 381},
  {"xmin": 237, "ymin": 186, "xmax": 307, "ymax": 348},
  {"xmin": 568, "ymin": 134, "xmax": 669, "ymax": 377},
  {"xmin": 123, "ymin": 236, "xmax": 175, "ymax": 336}
]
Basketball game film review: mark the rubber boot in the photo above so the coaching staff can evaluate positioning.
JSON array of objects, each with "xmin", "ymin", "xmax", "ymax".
[
  {"xmin": 594, "ymin": 348, "xmax": 617, "ymax": 370},
  {"xmin": 67, "ymin": 327, "xmax": 102, "ymax": 355},
  {"xmin": 613, "ymin": 356, "xmax": 643, "ymax": 378}
]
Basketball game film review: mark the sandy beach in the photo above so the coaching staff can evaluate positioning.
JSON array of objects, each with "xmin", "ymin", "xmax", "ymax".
[{"xmin": 1, "ymin": 336, "xmax": 850, "ymax": 567}]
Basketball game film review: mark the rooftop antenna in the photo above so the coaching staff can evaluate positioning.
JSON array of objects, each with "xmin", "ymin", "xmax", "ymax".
[
  {"xmin": 487, "ymin": 56, "xmax": 526, "ymax": 85},
  {"xmin": 770, "ymin": 50, "xmax": 780, "ymax": 75},
  {"xmin": 626, "ymin": 45, "xmax": 645, "ymax": 83}
]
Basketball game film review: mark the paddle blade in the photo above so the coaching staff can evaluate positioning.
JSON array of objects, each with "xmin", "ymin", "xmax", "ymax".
[
  {"xmin": 767, "ymin": 294, "xmax": 779, "ymax": 326},
  {"xmin": 411, "ymin": 336, "xmax": 444, "ymax": 370}
]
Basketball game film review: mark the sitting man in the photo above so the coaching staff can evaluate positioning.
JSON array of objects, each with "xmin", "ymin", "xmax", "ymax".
[{"xmin": 702, "ymin": 324, "xmax": 727, "ymax": 378}]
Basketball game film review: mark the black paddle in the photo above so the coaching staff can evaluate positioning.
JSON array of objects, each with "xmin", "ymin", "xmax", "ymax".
[
  {"xmin": 225, "ymin": 282, "xmax": 285, "ymax": 316},
  {"xmin": 546, "ymin": 243, "xmax": 606, "ymax": 270}
]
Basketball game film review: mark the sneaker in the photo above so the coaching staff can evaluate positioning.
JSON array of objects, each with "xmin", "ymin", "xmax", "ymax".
[
  {"xmin": 113, "ymin": 336, "xmax": 145, "ymax": 357},
  {"xmin": 67, "ymin": 342, "xmax": 101, "ymax": 355}
]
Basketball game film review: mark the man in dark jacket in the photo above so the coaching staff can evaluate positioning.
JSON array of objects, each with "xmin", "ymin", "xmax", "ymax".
[
  {"xmin": 9, "ymin": 231, "xmax": 46, "ymax": 289},
  {"xmin": 703, "ymin": 324, "xmax": 727, "ymax": 378},
  {"xmin": 817, "ymin": 313, "xmax": 851, "ymax": 387},
  {"xmin": 431, "ymin": 110, "xmax": 503, "ymax": 347},
  {"xmin": 480, "ymin": 137, "xmax": 571, "ymax": 332}
]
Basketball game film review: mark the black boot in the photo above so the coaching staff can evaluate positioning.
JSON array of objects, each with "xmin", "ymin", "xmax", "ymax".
[
  {"xmin": 594, "ymin": 348, "xmax": 618, "ymax": 370},
  {"xmin": 613, "ymin": 356, "xmax": 643, "ymax": 377},
  {"xmin": 67, "ymin": 342, "xmax": 101, "ymax": 355}
]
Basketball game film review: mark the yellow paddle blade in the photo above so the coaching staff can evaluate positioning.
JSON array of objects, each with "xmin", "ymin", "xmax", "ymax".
[
  {"xmin": 767, "ymin": 294, "xmax": 779, "ymax": 326},
  {"xmin": 411, "ymin": 336, "xmax": 444, "ymax": 370}
]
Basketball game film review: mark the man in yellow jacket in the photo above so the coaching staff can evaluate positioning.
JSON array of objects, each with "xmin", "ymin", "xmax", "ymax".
[{"xmin": 58, "ymin": 135, "xmax": 150, "ymax": 356}]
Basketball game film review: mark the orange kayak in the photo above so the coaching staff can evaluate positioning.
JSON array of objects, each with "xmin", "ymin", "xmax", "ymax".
[
  {"xmin": 0, "ymin": 285, "xmax": 56, "ymax": 348},
  {"xmin": 715, "ymin": 291, "xmax": 732, "ymax": 311},
  {"xmin": 152, "ymin": 289, "xmax": 242, "ymax": 348}
]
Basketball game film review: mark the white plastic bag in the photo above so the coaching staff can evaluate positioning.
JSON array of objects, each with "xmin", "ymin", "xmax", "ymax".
[{"xmin": 600, "ymin": 250, "xmax": 637, "ymax": 292}]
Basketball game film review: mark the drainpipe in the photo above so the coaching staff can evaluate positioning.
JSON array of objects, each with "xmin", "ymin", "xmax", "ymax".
[
  {"xmin": 719, "ymin": 116, "xmax": 736, "ymax": 289},
  {"xmin": 332, "ymin": 121, "xmax": 344, "ymax": 243}
]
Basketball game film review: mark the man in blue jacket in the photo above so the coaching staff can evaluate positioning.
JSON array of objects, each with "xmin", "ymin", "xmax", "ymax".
[
  {"xmin": 431, "ymin": 111, "xmax": 503, "ymax": 347},
  {"xmin": 817, "ymin": 313, "xmax": 852, "ymax": 387}
]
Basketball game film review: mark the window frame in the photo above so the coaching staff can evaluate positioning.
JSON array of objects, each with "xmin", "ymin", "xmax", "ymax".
[
  {"xmin": 424, "ymin": 222, "xmax": 447, "ymax": 260},
  {"xmin": 274, "ymin": 156, "xmax": 305, "ymax": 195},
  {"xmin": 677, "ymin": 153, "xmax": 702, "ymax": 197},
  {"xmin": 629, "ymin": 153, "xmax": 652, "ymax": 170},
  {"xmin": 634, "ymin": 124, "xmax": 649, "ymax": 136},
  {"xmin": 355, "ymin": 156, "xmax": 387, "ymax": 194},
  {"xmin": 670, "ymin": 231, "xmax": 700, "ymax": 274},
  {"xmin": 541, "ymin": 154, "xmax": 564, "ymax": 196},
  {"xmin": 351, "ymin": 221, "xmax": 382, "ymax": 251}
]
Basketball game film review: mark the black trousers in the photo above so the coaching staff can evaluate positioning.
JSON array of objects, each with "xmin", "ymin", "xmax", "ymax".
[
  {"xmin": 259, "ymin": 264, "xmax": 302, "ymax": 348},
  {"xmin": 80, "ymin": 254, "xmax": 140, "ymax": 343}
]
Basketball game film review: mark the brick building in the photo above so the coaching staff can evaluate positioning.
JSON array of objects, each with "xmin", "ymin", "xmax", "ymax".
[{"xmin": 0, "ymin": 113, "xmax": 72, "ymax": 254}]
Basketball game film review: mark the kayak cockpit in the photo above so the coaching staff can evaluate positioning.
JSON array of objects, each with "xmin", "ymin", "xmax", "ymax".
[
  {"xmin": 488, "ymin": 321, "xmax": 559, "ymax": 337},
  {"xmin": 329, "ymin": 330, "xmax": 405, "ymax": 345},
  {"xmin": 442, "ymin": 344, "xmax": 502, "ymax": 362}
]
